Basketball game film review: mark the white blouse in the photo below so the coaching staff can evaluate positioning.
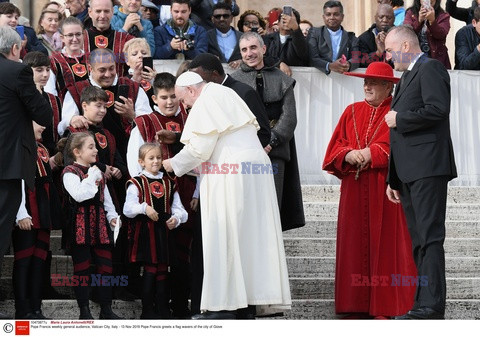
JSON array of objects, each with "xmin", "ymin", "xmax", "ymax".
[
  {"xmin": 123, "ymin": 170, "xmax": 188, "ymax": 228},
  {"xmin": 62, "ymin": 164, "xmax": 118, "ymax": 223}
]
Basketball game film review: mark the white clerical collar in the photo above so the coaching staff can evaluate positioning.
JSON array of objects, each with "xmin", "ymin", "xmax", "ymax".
[
  {"xmin": 221, "ymin": 74, "xmax": 228, "ymax": 85},
  {"xmin": 216, "ymin": 28, "xmax": 233, "ymax": 38},
  {"xmin": 142, "ymin": 170, "xmax": 164, "ymax": 179},
  {"xmin": 154, "ymin": 104, "xmax": 181, "ymax": 117},
  {"xmin": 89, "ymin": 74, "xmax": 118, "ymax": 87},
  {"xmin": 327, "ymin": 27, "xmax": 342, "ymax": 36},
  {"xmin": 408, "ymin": 52, "xmax": 425, "ymax": 71}
]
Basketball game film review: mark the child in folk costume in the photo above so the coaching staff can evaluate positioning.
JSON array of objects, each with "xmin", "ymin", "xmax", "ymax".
[
  {"xmin": 123, "ymin": 143, "xmax": 188, "ymax": 319},
  {"xmin": 64, "ymin": 86, "xmax": 132, "ymax": 301},
  {"xmin": 13, "ymin": 122, "xmax": 62, "ymax": 319},
  {"xmin": 62, "ymin": 132, "xmax": 122, "ymax": 320},
  {"xmin": 126, "ymin": 72, "xmax": 198, "ymax": 318},
  {"xmin": 63, "ymin": 86, "xmax": 128, "ymax": 209},
  {"xmin": 22, "ymin": 51, "xmax": 66, "ymax": 301}
]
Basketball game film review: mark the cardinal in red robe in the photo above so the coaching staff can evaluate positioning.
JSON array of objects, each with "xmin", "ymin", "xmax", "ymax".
[{"xmin": 323, "ymin": 62, "xmax": 416, "ymax": 318}]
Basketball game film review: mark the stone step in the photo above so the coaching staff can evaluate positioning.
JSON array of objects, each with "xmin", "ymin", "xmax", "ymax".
[
  {"xmin": 0, "ymin": 299, "xmax": 478, "ymax": 320},
  {"xmin": 2, "ymin": 255, "xmax": 478, "ymax": 280},
  {"xmin": 289, "ymin": 277, "xmax": 480, "ymax": 300},
  {"xmin": 1, "ymin": 255, "xmax": 74, "ymax": 279},
  {"xmin": 284, "ymin": 299, "xmax": 480, "ymax": 320},
  {"xmin": 2, "ymin": 275, "xmax": 478, "ymax": 301},
  {"xmin": 301, "ymin": 185, "xmax": 480, "ymax": 204},
  {"xmin": 35, "ymin": 220, "xmax": 479, "ymax": 255},
  {"xmin": 286, "ymin": 257, "xmax": 480, "ymax": 278},
  {"xmin": 283, "ymin": 220, "xmax": 480, "ymax": 239},
  {"xmin": 283, "ymin": 238, "xmax": 480, "ymax": 258},
  {"xmin": 304, "ymin": 202, "xmax": 480, "ymax": 222}
]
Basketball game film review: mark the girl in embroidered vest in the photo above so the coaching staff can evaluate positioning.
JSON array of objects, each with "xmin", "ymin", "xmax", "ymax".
[
  {"xmin": 62, "ymin": 132, "xmax": 122, "ymax": 320},
  {"xmin": 13, "ymin": 122, "xmax": 62, "ymax": 319},
  {"xmin": 123, "ymin": 38, "xmax": 157, "ymax": 110},
  {"xmin": 126, "ymin": 72, "xmax": 198, "ymax": 317},
  {"xmin": 123, "ymin": 143, "xmax": 188, "ymax": 319},
  {"xmin": 63, "ymin": 86, "xmax": 128, "ymax": 210},
  {"xmin": 47, "ymin": 16, "xmax": 89, "ymax": 102}
]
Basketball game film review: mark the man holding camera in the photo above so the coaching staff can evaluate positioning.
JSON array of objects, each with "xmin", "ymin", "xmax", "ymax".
[
  {"xmin": 262, "ymin": 6, "xmax": 309, "ymax": 76},
  {"xmin": 153, "ymin": 0, "xmax": 207, "ymax": 60},
  {"xmin": 357, "ymin": 3, "xmax": 395, "ymax": 67}
]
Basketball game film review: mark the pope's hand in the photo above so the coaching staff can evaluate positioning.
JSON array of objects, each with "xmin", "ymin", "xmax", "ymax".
[{"xmin": 163, "ymin": 159, "xmax": 173, "ymax": 172}]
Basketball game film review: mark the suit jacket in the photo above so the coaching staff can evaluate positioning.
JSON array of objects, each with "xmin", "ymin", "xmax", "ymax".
[
  {"xmin": 207, "ymin": 28, "xmax": 242, "ymax": 63},
  {"xmin": 307, "ymin": 25, "xmax": 359, "ymax": 74},
  {"xmin": 223, "ymin": 75, "xmax": 271, "ymax": 147},
  {"xmin": 387, "ymin": 55, "xmax": 457, "ymax": 189},
  {"xmin": 263, "ymin": 29, "xmax": 309, "ymax": 67},
  {"xmin": 0, "ymin": 54, "xmax": 53, "ymax": 189},
  {"xmin": 454, "ymin": 24, "xmax": 480, "ymax": 70}
]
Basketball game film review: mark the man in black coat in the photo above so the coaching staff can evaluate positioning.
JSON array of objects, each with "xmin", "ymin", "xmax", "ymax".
[
  {"xmin": 263, "ymin": 7, "xmax": 309, "ymax": 76},
  {"xmin": 384, "ymin": 26, "xmax": 457, "ymax": 320},
  {"xmin": 0, "ymin": 26, "xmax": 52, "ymax": 318},
  {"xmin": 357, "ymin": 4, "xmax": 394, "ymax": 67},
  {"xmin": 454, "ymin": 6, "xmax": 480, "ymax": 69}
]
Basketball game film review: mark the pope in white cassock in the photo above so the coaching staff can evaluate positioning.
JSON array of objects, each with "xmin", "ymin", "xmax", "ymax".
[{"xmin": 162, "ymin": 72, "xmax": 291, "ymax": 319}]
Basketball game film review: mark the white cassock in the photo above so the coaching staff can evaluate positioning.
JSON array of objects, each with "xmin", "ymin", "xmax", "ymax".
[{"xmin": 171, "ymin": 82, "xmax": 291, "ymax": 312}]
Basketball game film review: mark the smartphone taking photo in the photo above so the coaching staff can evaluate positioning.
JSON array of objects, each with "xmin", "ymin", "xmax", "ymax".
[
  {"xmin": 421, "ymin": 0, "xmax": 432, "ymax": 10},
  {"xmin": 142, "ymin": 56, "xmax": 153, "ymax": 72},
  {"xmin": 282, "ymin": 5, "xmax": 293, "ymax": 16},
  {"xmin": 116, "ymin": 84, "xmax": 129, "ymax": 103}
]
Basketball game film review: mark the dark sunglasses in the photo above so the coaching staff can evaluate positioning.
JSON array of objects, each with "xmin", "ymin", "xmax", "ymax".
[{"xmin": 213, "ymin": 14, "xmax": 231, "ymax": 19}]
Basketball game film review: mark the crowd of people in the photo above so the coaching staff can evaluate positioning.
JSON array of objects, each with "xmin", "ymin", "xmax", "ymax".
[{"xmin": 0, "ymin": 0, "xmax": 463, "ymax": 321}]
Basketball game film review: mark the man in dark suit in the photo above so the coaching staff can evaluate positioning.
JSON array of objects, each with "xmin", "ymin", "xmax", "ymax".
[
  {"xmin": 384, "ymin": 25, "xmax": 457, "ymax": 320},
  {"xmin": 454, "ymin": 6, "xmax": 480, "ymax": 70},
  {"xmin": 0, "ymin": 26, "xmax": 52, "ymax": 318},
  {"xmin": 307, "ymin": 0, "xmax": 359, "ymax": 74},
  {"xmin": 207, "ymin": 2, "xmax": 243, "ymax": 69}
]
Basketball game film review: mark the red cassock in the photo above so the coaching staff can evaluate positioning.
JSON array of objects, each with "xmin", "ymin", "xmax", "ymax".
[{"xmin": 323, "ymin": 96, "xmax": 416, "ymax": 317}]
